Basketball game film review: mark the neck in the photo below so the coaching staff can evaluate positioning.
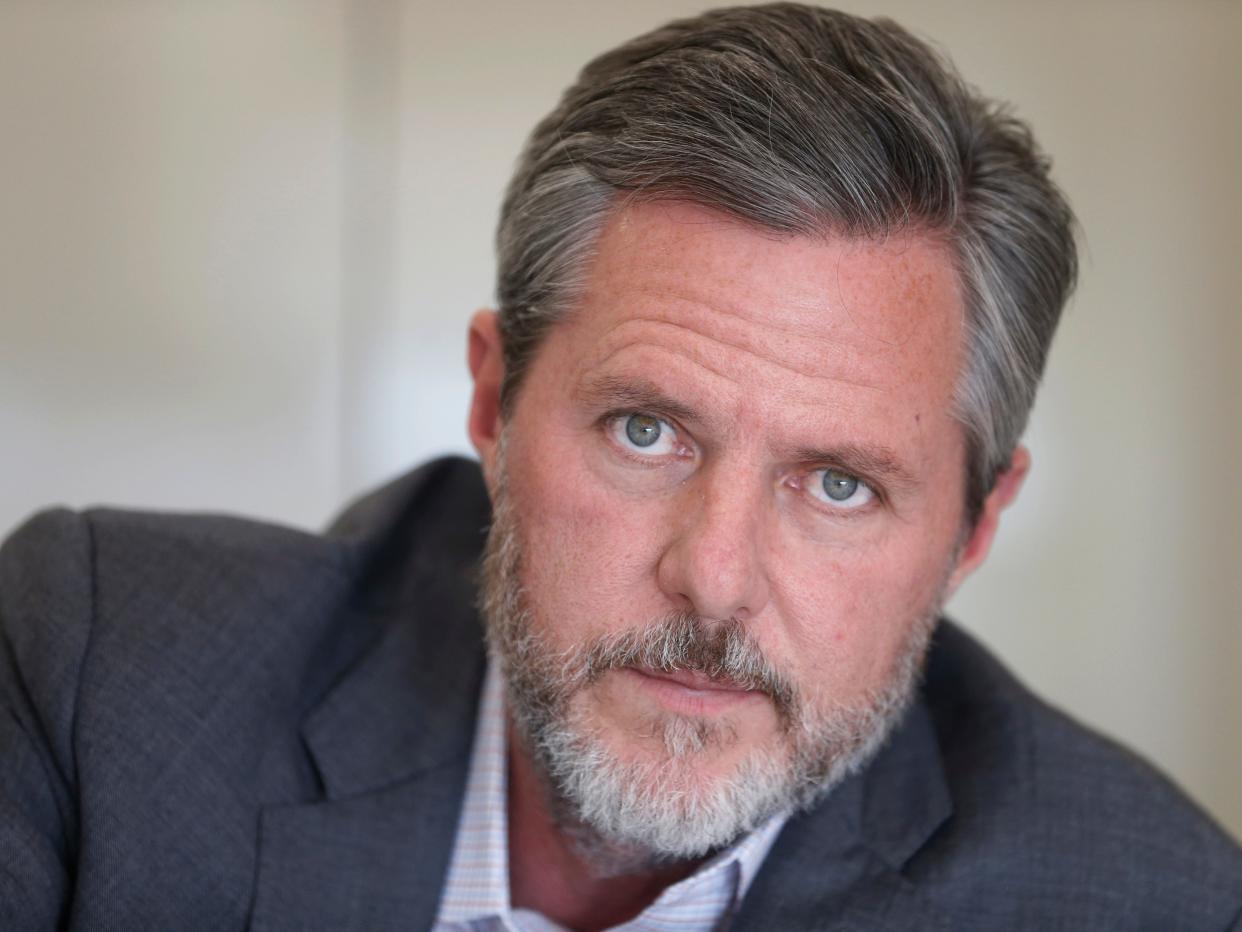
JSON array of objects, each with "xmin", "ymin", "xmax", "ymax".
[{"xmin": 506, "ymin": 722, "xmax": 702, "ymax": 931}]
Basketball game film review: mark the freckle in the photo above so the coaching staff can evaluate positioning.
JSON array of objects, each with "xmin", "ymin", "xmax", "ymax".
[{"xmin": 915, "ymin": 413, "xmax": 922, "ymax": 424}]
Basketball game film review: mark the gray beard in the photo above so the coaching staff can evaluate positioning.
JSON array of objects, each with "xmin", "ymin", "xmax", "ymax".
[{"xmin": 479, "ymin": 464, "xmax": 941, "ymax": 872}]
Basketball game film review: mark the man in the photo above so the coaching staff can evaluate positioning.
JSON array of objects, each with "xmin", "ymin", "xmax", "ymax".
[{"xmin": 1, "ymin": 4, "xmax": 1238, "ymax": 930}]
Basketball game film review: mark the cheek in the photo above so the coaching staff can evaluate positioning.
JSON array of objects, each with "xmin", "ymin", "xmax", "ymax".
[
  {"xmin": 504, "ymin": 429, "xmax": 675, "ymax": 644},
  {"xmin": 771, "ymin": 523, "xmax": 955, "ymax": 696}
]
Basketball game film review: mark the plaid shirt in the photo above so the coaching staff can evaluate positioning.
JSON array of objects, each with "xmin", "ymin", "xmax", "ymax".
[{"xmin": 434, "ymin": 661, "xmax": 788, "ymax": 932}]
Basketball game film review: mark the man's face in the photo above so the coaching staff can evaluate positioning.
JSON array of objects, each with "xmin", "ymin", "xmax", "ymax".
[{"xmin": 473, "ymin": 201, "xmax": 979, "ymax": 860}]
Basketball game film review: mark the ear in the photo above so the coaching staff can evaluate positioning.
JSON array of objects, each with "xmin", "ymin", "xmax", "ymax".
[
  {"xmin": 466, "ymin": 309, "xmax": 505, "ymax": 485},
  {"xmin": 946, "ymin": 445, "xmax": 1030, "ymax": 595}
]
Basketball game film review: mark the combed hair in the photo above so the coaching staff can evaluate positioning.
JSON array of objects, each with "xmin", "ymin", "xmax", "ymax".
[{"xmin": 495, "ymin": 2, "xmax": 1077, "ymax": 520}]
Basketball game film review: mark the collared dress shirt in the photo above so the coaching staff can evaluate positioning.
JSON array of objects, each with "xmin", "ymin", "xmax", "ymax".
[{"xmin": 434, "ymin": 661, "xmax": 789, "ymax": 932}]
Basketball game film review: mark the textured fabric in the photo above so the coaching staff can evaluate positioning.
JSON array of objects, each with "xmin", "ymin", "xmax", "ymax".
[
  {"xmin": 434, "ymin": 661, "xmax": 788, "ymax": 932},
  {"xmin": 1, "ymin": 456, "xmax": 1240, "ymax": 931}
]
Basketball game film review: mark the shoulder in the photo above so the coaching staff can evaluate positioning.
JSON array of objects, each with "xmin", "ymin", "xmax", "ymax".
[
  {"xmin": 1, "ymin": 498, "xmax": 349, "ymax": 717},
  {"xmin": 1, "ymin": 497, "xmax": 353, "ymax": 790},
  {"xmin": 0, "ymin": 490, "xmax": 356, "ymax": 847},
  {"xmin": 0, "ymin": 457, "xmax": 488, "ymax": 924},
  {"xmin": 916, "ymin": 622, "xmax": 1242, "ymax": 927},
  {"xmin": 1, "ymin": 456, "xmax": 487, "ymax": 703},
  {"xmin": 1, "ymin": 457, "xmax": 488, "ymax": 738}
]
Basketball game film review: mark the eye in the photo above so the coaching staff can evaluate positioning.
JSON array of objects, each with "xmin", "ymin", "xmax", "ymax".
[
  {"xmin": 607, "ymin": 413, "xmax": 681, "ymax": 458},
  {"xmin": 807, "ymin": 468, "xmax": 874, "ymax": 510}
]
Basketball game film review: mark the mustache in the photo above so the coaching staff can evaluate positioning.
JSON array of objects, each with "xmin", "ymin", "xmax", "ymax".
[{"xmin": 575, "ymin": 612, "xmax": 798, "ymax": 723}]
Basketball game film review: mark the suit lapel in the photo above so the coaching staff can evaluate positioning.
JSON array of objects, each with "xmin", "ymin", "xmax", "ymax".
[
  {"xmin": 249, "ymin": 762, "xmax": 471, "ymax": 931},
  {"xmin": 250, "ymin": 458, "xmax": 492, "ymax": 930}
]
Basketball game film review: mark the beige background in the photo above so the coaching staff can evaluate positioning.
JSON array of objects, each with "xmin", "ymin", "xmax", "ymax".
[{"xmin": 2, "ymin": 1, "xmax": 1239, "ymax": 839}]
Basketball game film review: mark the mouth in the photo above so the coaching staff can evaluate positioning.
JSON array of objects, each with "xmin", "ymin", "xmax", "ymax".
[{"xmin": 623, "ymin": 666, "xmax": 764, "ymax": 716}]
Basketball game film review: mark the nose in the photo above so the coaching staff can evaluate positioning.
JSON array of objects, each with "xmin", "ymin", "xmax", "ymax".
[{"xmin": 656, "ymin": 465, "xmax": 772, "ymax": 623}]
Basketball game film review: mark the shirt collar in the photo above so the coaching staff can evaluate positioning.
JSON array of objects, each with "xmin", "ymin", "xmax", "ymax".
[{"xmin": 436, "ymin": 659, "xmax": 789, "ymax": 930}]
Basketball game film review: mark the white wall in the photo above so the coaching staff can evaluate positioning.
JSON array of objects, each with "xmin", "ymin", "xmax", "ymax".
[
  {"xmin": 2, "ymin": 1, "xmax": 1239, "ymax": 839},
  {"xmin": 1, "ymin": 0, "xmax": 347, "ymax": 528}
]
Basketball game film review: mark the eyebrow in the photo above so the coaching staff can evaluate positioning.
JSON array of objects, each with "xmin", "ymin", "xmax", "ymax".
[
  {"xmin": 576, "ymin": 374, "xmax": 701, "ymax": 426},
  {"xmin": 791, "ymin": 442, "xmax": 918, "ymax": 491}
]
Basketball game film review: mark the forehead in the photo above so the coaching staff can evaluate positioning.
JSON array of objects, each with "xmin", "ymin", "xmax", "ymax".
[{"xmin": 547, "ymin": 201, "xmax": 966, "ymax": 445}]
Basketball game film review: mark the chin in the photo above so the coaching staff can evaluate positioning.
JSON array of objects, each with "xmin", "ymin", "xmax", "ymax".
[{"xmin": 536, "ymin": 694, "xmax": 802, "ymax": 863}]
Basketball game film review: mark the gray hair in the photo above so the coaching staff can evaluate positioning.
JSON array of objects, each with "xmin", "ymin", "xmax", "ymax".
[{"xmin": 495, "ymin": 2, "xmax": 1077, "ymax": 520}]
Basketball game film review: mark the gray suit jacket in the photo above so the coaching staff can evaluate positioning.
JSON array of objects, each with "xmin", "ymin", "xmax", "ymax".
[{"xmin": 2, "ymin": 457, "xmax": 1239, "ymax": 930}]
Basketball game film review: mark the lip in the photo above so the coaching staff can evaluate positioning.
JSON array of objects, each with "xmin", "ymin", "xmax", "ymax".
[{"xmin": 624, "ymin": 666, "xmax": 762, "ymax": 716}]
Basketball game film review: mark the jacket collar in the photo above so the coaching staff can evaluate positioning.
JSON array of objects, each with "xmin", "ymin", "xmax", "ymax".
[
  {"xmin": 250, "ymin": 459, "xmax": 491, "ymax": 931},
  {"xmin": 304, "ymin": 457, "xmax": 493, "ymax": 797}
]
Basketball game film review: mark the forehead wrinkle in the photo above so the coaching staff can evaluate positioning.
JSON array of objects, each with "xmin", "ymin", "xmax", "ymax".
[
  {"xmin": 625, "ymin": 282, "xmax": 871, "ymax": 351},
  {"xmin": 619, "ymin": 285, "xmax": 890, "ymax": 382},
  {"xmin": 590, "ymin": 315, "xmax": 884, "ymax": 394},
  {"xmin": 606, "ymin": 226, "xmax": 958, "ymax": 347}
]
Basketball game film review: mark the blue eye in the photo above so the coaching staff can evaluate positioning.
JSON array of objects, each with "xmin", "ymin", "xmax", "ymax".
[
  {"xmin": 625, "ymin": 414, "xmax": 662, "ymax": 448},
  {"xmin": 808, "ymin": 468, "xmax": 874, "ymax": 509},
  {"xmin": 823, "ymin": 470, "xmax": 856, "ymax": 500},
  {"xmin": 609, "ymin": 413, "xmax": 680, "ymax": 457}
]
